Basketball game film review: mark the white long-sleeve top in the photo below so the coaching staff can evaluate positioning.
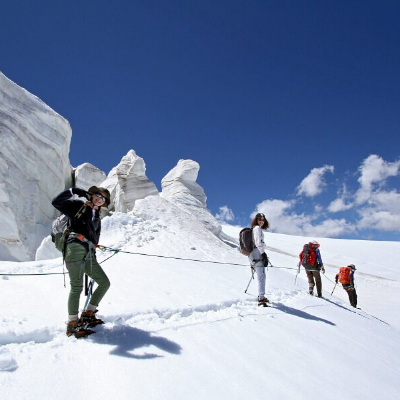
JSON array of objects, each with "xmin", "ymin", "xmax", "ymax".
[{"xmin": 248, "ymin": 225, "xmax": 266, "ymax": 263}]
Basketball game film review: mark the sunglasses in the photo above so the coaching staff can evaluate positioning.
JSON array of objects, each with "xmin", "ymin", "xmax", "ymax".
[{"xmin": 94, "ymin": 193, "xmax": 107, "ymax": 202}]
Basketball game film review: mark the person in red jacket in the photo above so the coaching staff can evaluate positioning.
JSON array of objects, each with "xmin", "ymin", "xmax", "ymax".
[
  {"xmin": 335, "ymin": 264, "xmax": 357, "ymax": 307},
  {"xmin": 299, "ymin": 240, "xmax": 325, "ymax": 297}
]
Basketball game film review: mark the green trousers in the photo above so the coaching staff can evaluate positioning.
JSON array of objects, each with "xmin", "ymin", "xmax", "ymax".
[{"xmin": 65, "ymin": 242, "xmax": 110, "ymax": 316}]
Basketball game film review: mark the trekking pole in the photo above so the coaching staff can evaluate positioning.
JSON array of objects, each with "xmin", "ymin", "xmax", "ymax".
[
  {"xmin": 84, "ymin": 274, "xmax": 89, "ymax": 296},
  {"xmin": 331, "ymin": 283, "xmax": 337, "ymax": 296},
  {"xmin": 82, "ymin": 246, "xmax": 117, "ymax": 308},
  {"xmin": 294, "ymin": 262, "xmax": 301, "ymax": 284},
  {"xmin": 244, "ymin": 267, "xmax": 255, "ymax": 293},
  {"xmin": 83, "ymin": 279, "xmax": 93, "ymax": 310}
]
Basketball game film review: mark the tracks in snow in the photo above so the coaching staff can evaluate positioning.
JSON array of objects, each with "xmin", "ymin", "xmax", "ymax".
[
  {"xmin": 0, "ymin": 294, "xmax": 290, "ymax": 350},
  {"xmin": 1, "ymin": 289, "xmax": 386, "ymax": 354},
  {"xmin": 109, "ymin": 298, "xmax": 262, "ymax": 332}
]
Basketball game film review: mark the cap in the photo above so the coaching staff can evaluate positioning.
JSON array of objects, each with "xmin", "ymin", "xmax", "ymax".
[
  {"xmin": 255, "ymin": 213, "xmax": 266, "ymax": 219},
  {"xmin": 348, "ymin": 264, "xmax": 356, "ymax": 270},
  {"xmin": 88, "ymin": 186, "xmax": 111, "ymax": 206}
]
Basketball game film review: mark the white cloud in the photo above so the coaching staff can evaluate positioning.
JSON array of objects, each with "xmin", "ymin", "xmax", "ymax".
[
  {"xmin": 251, "ymin": 156, "xmax": 400, "ymax": 239},
  {"xmin": 314, "ymin": 204, "xmax": 324, "ymax": 213},
  {"xmin": 215, "ymin": 205, "xmax": 235, "ymax": 222},
  {"xmin": 310, "ymin": 218, "xmax": 355, "ymax": 237},
  {"xmin": 355, "ymin": 155, "xmax": 400, "ymax": 204},
  {"xmin": 328, "ymin": 198, "xmax": 353, "ymax": 213},
  {"xmin": 356, "ymin": 190, "xmax": 400, "ymax": 232},
  {"xmin": 253, "ymin": 199, "xmax": 354, "ymax": 238},
  {"xmin": 253, "ymin": 199, "xmax": 309, "ymax": 235},
  {"xmin": 370, "ymin": 191, "xmax": 400, "ymax": 213},
  {"xmin": 357, "ymin": 209, "xmax": 400, "ymax": 232},
  {"xmin": 328, "ymin": 184, "xmax": 353, "ymax": 213},
  {"xmin": 253, "ymin": 199, "xmax": 295, "ymax": 219},
  {"xmin": 297, "ymin": 165, "xmax": 334, "ymax": 197},
  {"xmin": 352, "ymin": 156, "xmax": 400, "ymax": 232}
]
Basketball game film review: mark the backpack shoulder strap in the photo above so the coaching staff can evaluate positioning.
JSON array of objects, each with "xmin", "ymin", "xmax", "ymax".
[
  {"xmin": 74, "ymin": 204, "xmax": 87, "ymax": 219},
  {"xmin": 65, "ymin": 204, "xmax": 87, "ymax": 233}
]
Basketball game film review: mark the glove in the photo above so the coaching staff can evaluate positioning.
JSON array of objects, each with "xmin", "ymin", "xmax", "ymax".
[
  {"xmin": 321, "ymin": 266, "xmax": 325, "ymax": 274},
  {"xmin": 261, "ymin": 252, "xmax": 269, "ymax": 267}
]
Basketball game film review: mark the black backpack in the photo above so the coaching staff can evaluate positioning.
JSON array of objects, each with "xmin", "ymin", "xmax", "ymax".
[{"xmin": 239, "ymin": 227, "xmax": 254, "ymax": 256}]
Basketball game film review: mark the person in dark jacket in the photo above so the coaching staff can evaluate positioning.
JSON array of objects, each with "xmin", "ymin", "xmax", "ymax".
[
  {"xmin": 52, "ymin": 186, "xmax": 111, "ymax": 338},
  {"xmin": 335, "ymin": 264, "xmax": 357, "ymax": 308}
]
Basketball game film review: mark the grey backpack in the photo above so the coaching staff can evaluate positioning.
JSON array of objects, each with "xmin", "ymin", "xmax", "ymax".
[
  {"xmin": 51, "ymin": 204, "xmax": 86, "ymax": 254},
  {"xmin": 51, "ymin": 214, "xmax": 72, "ymax": 253}
]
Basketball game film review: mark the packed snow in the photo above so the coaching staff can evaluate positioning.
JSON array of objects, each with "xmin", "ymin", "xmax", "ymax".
[{"xmin": 1, "ymin": 196, "xmax": 399, "ymax": 400}]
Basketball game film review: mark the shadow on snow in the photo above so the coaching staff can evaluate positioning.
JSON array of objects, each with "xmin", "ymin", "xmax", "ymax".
[
  {"xmin": 273, "ymin": 302, "xmax": 336, "ymax": 326},
  {"xmin": 90, "ymin": 325, "xmax": 182, "ymax": 359}
]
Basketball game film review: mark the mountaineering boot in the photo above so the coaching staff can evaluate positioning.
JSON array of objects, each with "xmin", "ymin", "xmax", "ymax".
[
  {"xmin": 80, "ymin": 310, "xmax": 105, "ymax": 328},
  {"xmin": 317, "ymin": 293, "xmax": 322, "ymax": 298},
  {"xmin": 258, "ymin": 296, "xmax": 269, "ymax": 307},
  {"xmin": 309, "ymin": 290, "xmax": 314, "ymax": 296},
  {"xmin": 66, "ymin": 320, "xmax": 94, "ymax": 338}
]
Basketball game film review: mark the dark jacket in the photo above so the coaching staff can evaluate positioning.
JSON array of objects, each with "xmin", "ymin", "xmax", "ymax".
[{"xmin": 52, "ymin": 188, "xmax": 101, "ymax": 247}]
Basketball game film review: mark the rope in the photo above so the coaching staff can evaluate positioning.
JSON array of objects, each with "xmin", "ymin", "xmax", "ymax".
[
  {"xmin": 97, "ymin": 245, "xmax": 249, "ymax": 266},
  {"xmin": 323, "ymin": 274, "xmax": 336, "ymax": 284},
  {"xmin": 358, "ymin": 309, "xmax": 390, "ymax": 326},
  {"xmin": 0, "ymin": 250, "xmax": 119, "ymax": 277},
  {"xmin": 97, "ymin": 246, "xmax": 326, "ymax": 273},
  {"xmin": 0, "ymin": 272, "xmax": 65, "ymax": 276},
  {"xmin": 0, "ymin": 248, "xmax": 327, "ymax": 276},
  {"xmin": 1, "ymin": 246, "xmax": 389, "ymax": 327}
]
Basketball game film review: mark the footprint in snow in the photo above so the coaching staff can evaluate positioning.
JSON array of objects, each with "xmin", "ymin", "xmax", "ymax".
[{"xmin": 0, "ymin": 349, "xmax": 18, "ymax": 372}]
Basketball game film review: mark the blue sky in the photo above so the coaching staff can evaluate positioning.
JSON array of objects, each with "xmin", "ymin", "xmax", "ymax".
[{"xmin": 1, "ymin": 1, "xmax": 399, "ymax": 240}]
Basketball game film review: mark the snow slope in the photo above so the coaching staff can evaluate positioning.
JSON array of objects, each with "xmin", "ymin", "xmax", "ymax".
[
  {"xmin": 1, "ymin": 204, "xmax": 399, "ymax": 400},
  {"xmin": 222, "ymin": 224, "xmax": 400, "ymax": 331}
]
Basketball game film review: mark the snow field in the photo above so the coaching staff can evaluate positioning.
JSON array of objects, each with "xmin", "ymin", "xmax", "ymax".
[{"xmin": 1, "ymin": 211, "xmax": 399, "ymax": 399}]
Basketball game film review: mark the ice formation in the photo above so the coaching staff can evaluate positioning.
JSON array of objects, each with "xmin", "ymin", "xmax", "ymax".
[
  {"xmin": 101, "ymin": 150, "xmax": 159, "ymax": 213},
  {"xmin": 161, "ymin": 159, "xmax": 221, "ymax": 236},
  {"xmin": 74, "ymin": 162, "xmax": 107, "ymax": 191},
  {"xmin": 0, "ymin": 71, "xmax": 72, "ymax": 260}
]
